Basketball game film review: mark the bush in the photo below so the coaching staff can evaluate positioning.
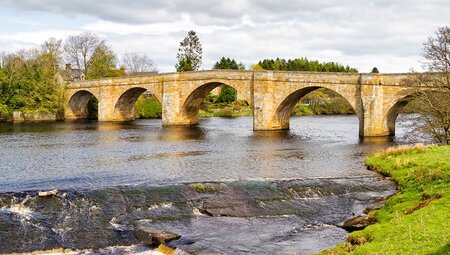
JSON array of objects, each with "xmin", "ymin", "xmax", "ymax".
[
  {"xmin": 217, "ymin": 85, "xmax": 236, "ymax": 103},
  {"xmin": 215, "ymin": 107, "xmax": 233, "ymax": 117},
  {"xmin": 0, "ymin": 103, "xmax": 11, "ymax": 120},
  {"xmin": 135, "ymin": 95, "xmax": 162, "ymax": 119}
]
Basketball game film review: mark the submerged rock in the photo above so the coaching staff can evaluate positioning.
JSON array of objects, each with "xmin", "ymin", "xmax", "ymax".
[
  {"xmin": 38, "ymin": 189, "xmax": 58, "ymax": 197},
  {"xmin": 341, "ymin": 214, "xmax": 377, "ymax": 231}
]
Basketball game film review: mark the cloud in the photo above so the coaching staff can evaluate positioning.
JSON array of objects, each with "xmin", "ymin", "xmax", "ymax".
[{"xmin": 0, "ymin": 0, "xmax": 449, "ymax": 72}]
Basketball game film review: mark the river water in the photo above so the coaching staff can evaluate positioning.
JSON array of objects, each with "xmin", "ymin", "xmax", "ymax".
[{"xmin": 0, "ymin": 115, "xmax": 421, "ymax": 254}]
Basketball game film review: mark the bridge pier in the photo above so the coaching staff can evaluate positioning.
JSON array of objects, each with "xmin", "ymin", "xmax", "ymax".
[
  {"xmin": 161, "ymin": 80, "xmax": 198, "ymax": 126},
  {"xmin": 360, "ymin": 80, "xmax": 391, "ymax": 137},
  {"xmin": 253, "ymin": 74, "xmax": 289, "ymax": 130}
]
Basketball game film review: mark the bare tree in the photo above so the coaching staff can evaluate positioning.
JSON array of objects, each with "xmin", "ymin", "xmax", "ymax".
[
  {"xmin": 403, "ymin": 26, "xmax": 450, "ymax": 144},
  {"xmin": 122, "ymin": 52, "xmax": 158, "ymax": 73},
  {"xmin": 422, "ymin": 26, "xmax": 450, "ymax": 89},
  {"xmin": 63, "ymin": 32, "xmax": 105, "ymax": 76}
]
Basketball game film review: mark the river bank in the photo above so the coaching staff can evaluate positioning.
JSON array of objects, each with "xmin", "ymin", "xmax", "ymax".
[
  {"xmin": 318, "ymin": 145, "xmax": 450, "ymax": 255},
  {"xmin": 0, "ymin": 177, "xmax": 395, "ymax": 254},
  {"xmin": 132, "ymin": 95, "xmax": 355, "ymax": 119}
]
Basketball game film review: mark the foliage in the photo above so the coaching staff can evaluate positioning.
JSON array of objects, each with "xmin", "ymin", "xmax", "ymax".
[
  {"xmin": 175, "ymin": 31, "xmax": 202, "ymax": 72},
  {"xmin": 87, "ymin": 97, "xmax": 98, "ymax": 119},
  {"xmin": 191, "ymin": 182, "xmax": 217, "ymax": 193},
  {"xmin": 318, "ymin": 145, "xmax": 450, "ymax": 255},
  {"xmin": 199, "ymin": 100, "xmax": 253, "ymax": 118},
  {"xmin": 135, "ymin": 95, "xmax": 162, "ymax": 119},
  {"xmin": 371, "ymin": 67, "xmax": 379, "ymax": 73},
  {"xmin": 217, "ymin": 85, "xmax": 237, "ymax": 103},
  {"xmin": 122, "ymin": 52, "xmax": 158, "ymax": 73},
  {"xmin": 256, "ymin": 57, "xmax": 358, "ymax": 73},
  {"xmin": 86, "ymin": 45, "xmax": 125, "ymax": 79},
  {"xmin": 251, "ymin": 64, "xmax": 264, "ymax": 70},
  {"xmin": 293, "ymin": 88, "xmax": 355, "ymax": 115},
  {"xmin": 213, "ymin": 57, "xmax": 240, "ymax": 103},
  {"xmin": 213, "ymin": 57, "xmax": 239, "ymax": 69},
  {"xmin": 0, "ymin": 42, "xmax": 64, "ymax": 119}
]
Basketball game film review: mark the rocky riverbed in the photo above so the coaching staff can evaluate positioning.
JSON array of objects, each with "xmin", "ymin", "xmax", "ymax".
[{"xmin": 0, "ymin": 176, "xmax": 395, "ymax": 254}]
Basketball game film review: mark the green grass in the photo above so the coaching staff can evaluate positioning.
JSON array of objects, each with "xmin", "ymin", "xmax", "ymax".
[
  {"xmin": 199, "ymin": 102, "xmax": 253, "ymax": 117},
  {"xmin": 318, "ymin": 145, "xmax": 450, "ymax": 255}
]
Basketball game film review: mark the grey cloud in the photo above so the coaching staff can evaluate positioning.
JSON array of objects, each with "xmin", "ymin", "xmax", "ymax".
[{"xmin": 1, "ymin": 0, "xmax": 449, "ymax": 72}]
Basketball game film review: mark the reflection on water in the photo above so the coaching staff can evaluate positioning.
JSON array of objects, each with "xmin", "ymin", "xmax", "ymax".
[{"xmin": 0, "ymin": 114, "xmax": 425, "ymax": 193}]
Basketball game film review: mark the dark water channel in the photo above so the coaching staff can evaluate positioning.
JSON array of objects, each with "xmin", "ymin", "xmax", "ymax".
[{"xmin": 0, "ymin": 115, "xmax": 422, "ymax": 254}]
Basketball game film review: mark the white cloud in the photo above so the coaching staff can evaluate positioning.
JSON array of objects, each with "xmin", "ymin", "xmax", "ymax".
[{"xmin": 0, "ymin": 0, "xmax": 449, "ymax": 72}]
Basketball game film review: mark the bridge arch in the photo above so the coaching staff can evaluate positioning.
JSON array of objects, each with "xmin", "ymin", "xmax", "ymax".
[
  {"xmin": 65, "ymin": 90, "xmax": 99, "ymax": 120},
  {"xmin": 113, "ymin": 87, "xmax": 161, "ymax": 121},
  {"xmin": 274, "ymin": 86, "xmax": 358, "ymax": 130},
  {"xmin": 384, "ymin": 89, "xmax": 448, "ymax": 136},
  {"xmin": 181, "ymin": 81, "xmax": 251, "ymax": 124}
]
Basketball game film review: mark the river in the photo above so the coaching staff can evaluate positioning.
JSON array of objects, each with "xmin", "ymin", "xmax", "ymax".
[{"xmin": 0, "ymin": 115, "xmax": 423, "ymax": 254}]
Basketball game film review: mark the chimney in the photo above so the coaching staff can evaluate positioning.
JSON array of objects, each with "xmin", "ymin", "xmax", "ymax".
[{"xmin": 65, "ymin": 64, "xmax": 72, "ymax": 80}]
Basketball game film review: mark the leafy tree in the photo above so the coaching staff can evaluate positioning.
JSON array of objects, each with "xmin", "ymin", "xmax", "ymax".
[
  {"xmin": 213, "ymin": 57, "xmax": 239, "ymax": 69},
  {"xmin": 213, "ymin": 57, "xmax": 241, "ymax": 103},
  {"xmin": 251, "ymin": 64, "xmax": 264, "ymax": 70},
  {"xmin": 86, "ymin": 45, "xmax": 124, "ymax": 79},
  {"xmin": 175, "ymin": 31, "xmax": 202, "ymax": 72},
  {"xmin": 256, "ymin": 57, "xmax": 358, "ymax": 73},
  {"xmin": 371, "ymin": 67, "xmax": 380, "ymax": 73},
  {"xmin": 0, "ymin": 40, "xmax": 64, "ymax": 120}
]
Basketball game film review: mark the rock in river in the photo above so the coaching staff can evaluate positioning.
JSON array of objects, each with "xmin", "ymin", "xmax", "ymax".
[{"xmin": 135, "ymin": 223, "xmax": 181, "ymax": 246}]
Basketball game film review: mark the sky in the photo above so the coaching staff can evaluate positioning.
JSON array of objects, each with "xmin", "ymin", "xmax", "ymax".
[{"xmin": 0, "ymin": 0, "xmax": 449, "ymax": 73}]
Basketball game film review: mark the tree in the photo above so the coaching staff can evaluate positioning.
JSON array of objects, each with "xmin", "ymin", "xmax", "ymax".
[
  {"xmin": 213, "ymin": 57, "xmax": 239, "ymax": 69},
  {"xmin": 255, "ymin": 57, "xmax": 358, "ymax": 73},
  {"xmin": 0, "ymin": 44, "xmax": 64, "ymax": 120},
  {"xmin": 404, "ymin": 26, "xmax": 450, "ymax": 144},
  {"xmin": 64, "ymin": 32, "xmax": 105, "ymax": 76},
  {"xmin": 175, "ymin": 31, "xmax": 202, "ymax": 72},
  {"xmin": 371, "ymin": 67, "xmax": 379, "ymax": 73},
  {"xmin": 122, "ymin": 52, "xmax": 158, "ymax": 73},
  {"xmin": 87, "ymin": 45, "xmax": 124, "ymax": 79},
  {"xmin": 213, "ymin": 57, "xmax": 240, "ymax": 103}
]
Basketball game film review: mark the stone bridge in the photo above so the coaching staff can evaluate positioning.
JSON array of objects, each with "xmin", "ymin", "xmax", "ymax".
[{"xmin": 64, "ymin": 70, "xmax": 444, "ymax": 137}]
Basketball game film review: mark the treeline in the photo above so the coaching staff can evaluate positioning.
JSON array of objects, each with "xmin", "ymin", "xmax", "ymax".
[
  {"xmin": 0, "ymin": 33, "xmax": 157, "ymax": 121},
  {"xmin": 0, "ymin": 42, "xmax": 64, "ymax": 119},
  {"xmin": 255, "ymin": 57, "xmax": 358, "ymax": 73}
]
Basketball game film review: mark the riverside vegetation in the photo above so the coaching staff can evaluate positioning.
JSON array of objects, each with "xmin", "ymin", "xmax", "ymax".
[
  {"xmin": 319, "ymin": 145, "xmax": 450, "ymax": 255},
  {"xmin": 133, "ymin": 88, "xmax": 356, "ymax": 119}
]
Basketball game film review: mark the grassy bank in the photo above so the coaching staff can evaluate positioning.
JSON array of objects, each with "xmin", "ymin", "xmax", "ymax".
[
  {"xmin": 319, "ymin": 145, "xmax": 450, "ymax": 255},
  {"xmin": 199, "ymin": 101, "xmax": 253, "ymax": 117}
]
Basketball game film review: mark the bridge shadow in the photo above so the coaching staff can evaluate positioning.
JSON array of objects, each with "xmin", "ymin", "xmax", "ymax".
[{"xmin": 158, "ymin": 125, "xmax": 206, "ymax": 142}]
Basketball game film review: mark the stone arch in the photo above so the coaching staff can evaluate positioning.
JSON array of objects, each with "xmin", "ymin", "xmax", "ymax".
[
  {"xmin": 274, "ymin": 86, "xmax": 358, "ymax": 129},
  {"xmin": 182, "ymin": 81, "xmax": 248, "ymax": 122},
  {"xmin": 66, "ymin": 90, "xmax": 99, "ymax": 120},
  {"xmin": 384, "ymin": 89, "xmax": 446, "ymax": 136},
  {"xmin": 113, "ymin": 87, "xmax": 161, "ymax": 121},
  {"xmin": 384, "ymin": 94, "xmax": 416, "ymax": 135}
]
